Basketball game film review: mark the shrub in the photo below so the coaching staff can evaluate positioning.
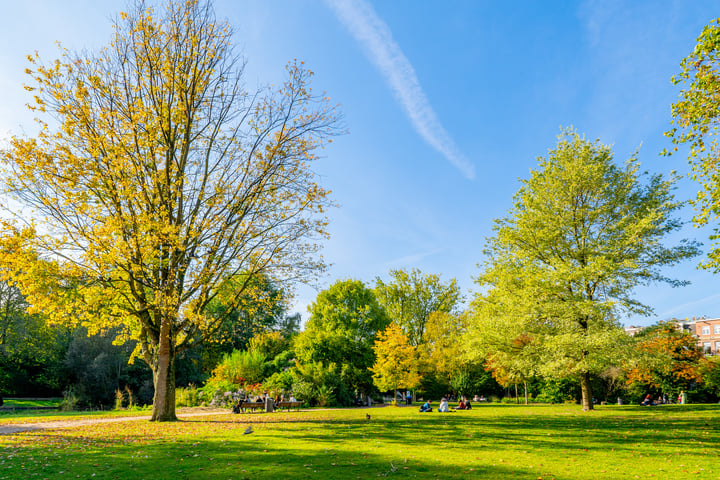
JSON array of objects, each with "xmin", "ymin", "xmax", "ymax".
[
  {"xmin": 291, "ymin": 380, "xmax": 314, "ymax": 407},
  {"xmin": 114, "ymin": 389, "xmax": 125, "ymax": 410},
  {"xmin": 176, "ymin": 385, "xmax": 203, "ymax": 407},
  {"xmin": 59, "ymin": 387, "xmax": 79, "ymax": 412},
  {"xmin": 210, "ymin": 349, "xmax": 266, "ymax": 385},
  {"xmin": 315, "ymin": 384, "xmax": 335, "ymax": 407},
  {"xmin": 262, "ymin": 370, "xmax": 294, "ymax": 394}
]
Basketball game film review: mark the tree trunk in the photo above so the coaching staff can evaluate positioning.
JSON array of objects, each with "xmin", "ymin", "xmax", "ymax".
[
  {"xmin": 580, "ymin": 372, "xmax": 593, "ymax": 411},
  {"xmin": 151, "ymin": 318, "xmax": 177, "ymax": 421},
  {"xmin": 524, "ymin": 381, "xmax": 528, "ymax": 405},
  {"xmin": 515, "ymin": 383, "xmax": 519, "ymax": 404}
]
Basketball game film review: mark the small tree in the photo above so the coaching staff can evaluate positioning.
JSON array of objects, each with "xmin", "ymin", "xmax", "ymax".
[{"xmin": 370, "ymin": 323, "xmax": 421, "ymax": 403}]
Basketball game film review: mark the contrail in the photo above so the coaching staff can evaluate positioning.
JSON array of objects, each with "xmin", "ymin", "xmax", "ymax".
[{"xmin": 325, "ymin": 0, "xmax": 476, "ymax": 180}]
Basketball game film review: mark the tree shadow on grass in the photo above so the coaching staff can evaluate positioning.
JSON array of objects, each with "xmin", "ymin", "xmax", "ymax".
[
  {"xmin": 1, "ymin": 405, "xmax": 718, "ymax": 479},
  {"xmin": 2, "ymin": 431, "xmax": 580, "ymax": 480}
]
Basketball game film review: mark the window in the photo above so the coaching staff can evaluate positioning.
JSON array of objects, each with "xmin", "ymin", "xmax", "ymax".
[
  {"xmin": 703, "ymin": 342, "xmax": 712, "ymax": 353},
  {"xmin": 715, "ymin": 325, "xmax": 720, "ymax": 334},
  {"xmin": 716, "ymin": 341, "xmax": 720, "ymax": 352},
  {"xmin": 702, "ymin": 326, "xmax": 710, "ymax": 335}
]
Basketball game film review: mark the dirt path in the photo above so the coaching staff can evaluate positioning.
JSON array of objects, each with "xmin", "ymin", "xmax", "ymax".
[{"xmin": 0, "ymin": 408, "xmax": 229, "ymax": 435}]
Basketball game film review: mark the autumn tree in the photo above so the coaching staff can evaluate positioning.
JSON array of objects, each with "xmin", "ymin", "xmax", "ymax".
[
  {"xmin": 474, "ymin": 130, "xmax": 699, "ymax": 410},
  {"xmin": 625, "ymin": 321, "xmax": 703, "ymax": 396},
  {"xmin": 666, "ymin": 18, "xmax": 720, "ymax": 271},
  {"xmin": 0, "ymin": 1, "xmax": 340, "ymax": 421},
  {"xmin": 370, "ymin": 322, "xmax": 421, "ymax": 402},
  {"xmin": 375, "ymin": 268, "xmax": 463, "ymax": 347}
]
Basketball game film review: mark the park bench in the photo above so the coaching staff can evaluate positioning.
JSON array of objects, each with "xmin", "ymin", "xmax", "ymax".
[
  {"xmin": 276, "ymin": 401, "xmax": 302, "ymax": 411},
  {"xmin": 239, "ymin": 401, "xmax": 265, "ymax": 412}
]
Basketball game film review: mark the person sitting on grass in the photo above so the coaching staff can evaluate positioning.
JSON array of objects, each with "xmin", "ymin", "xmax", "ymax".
[
  {"xmin": 457, "ymin": 398, "xmax": 466, "ymax": 410},
  {"xmin": 419, "ymin": 400, "xmax": 432, "ymax": 412},
  {"xmin": 438, "ymin": 398, "xmax": 450, "ymax": 412},
  {"xmin": 641, "ymin": 394, "xmax": 655, "ymax": 406},
  {"xmin": 465, "ymin": 399, "xmax": 472, "ymax": 410}
]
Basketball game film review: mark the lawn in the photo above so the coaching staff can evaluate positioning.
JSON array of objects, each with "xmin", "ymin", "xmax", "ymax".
[
  {"xmin": 0, "ymin": 398, "xmax": 61, "ymax": 409},
  {"xmin": 0, "ymin": 403, "xmax": 718, "ymax": 479}
]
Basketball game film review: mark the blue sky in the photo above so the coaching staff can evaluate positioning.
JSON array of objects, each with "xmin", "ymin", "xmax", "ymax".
[{"xmin": 0, "ymin": 1, "xmax": 718, "ymax": 327}]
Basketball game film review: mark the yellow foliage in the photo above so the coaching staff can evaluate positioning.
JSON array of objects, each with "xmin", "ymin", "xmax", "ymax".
[
  {"xmin": 370, "ymin": 323, "xmax": 421, "ymax": 393},
  {"xmin": 0, "ymin": 0, "xmax": 341, "ymax": 420}
]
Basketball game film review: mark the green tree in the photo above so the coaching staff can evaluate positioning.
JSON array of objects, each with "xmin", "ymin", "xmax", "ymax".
[
  {"xmin": 294, "ymin": 279, "xmax": 390, "ymax": 401},
  {"xmin": 370, "ymin": 322, "xmax": 421, "ymax": 402},
  {"xmin": 64, "ymin": 326, "xmax": 152, "ymax": 407},
  {"xmin": 0, "ymin": 281, "xmax": 71, "ymax": 397},
  {"xmin": 474, "ymin": 130, "xmax": 699, "ymax": 410},
  {"xmin": 375, "ymin": 268, "xmax": 463, "ymax": 347},
  {"xmin": 467, "ymin": 302, "xmax": 541, "ymax": 405},
  {"xmin": 699, "ymin": 356, "xmax": 720, "ymax": 399},
  {"xmin": 666, "ymin": 18, "xmax": 720, "ymax": 271},
  {"xmin": 0, "ymin": 1, "xmax": 339, "ymax": 421}
]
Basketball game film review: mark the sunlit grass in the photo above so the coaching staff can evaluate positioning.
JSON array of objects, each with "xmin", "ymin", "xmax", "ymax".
[
  {"xmin": 0, "ymin": 405, "xmax": 155, "ymax": 424},
  {"xmin": 0, "ymin": 398, "xmax": 61, "ymax": 408},
  {"xmin": 0, "ymin": 403, "xmax": 718, "ymax": 479}
]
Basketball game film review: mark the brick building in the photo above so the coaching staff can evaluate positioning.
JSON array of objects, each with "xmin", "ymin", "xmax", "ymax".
[{"xmin": 693, "ymin": 317, "xmax": 720, "ymax": 355}]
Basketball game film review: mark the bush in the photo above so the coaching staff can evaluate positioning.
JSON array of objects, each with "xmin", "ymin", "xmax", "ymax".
[
  {"xmin": 210, "ymin": 349, "xmax": 266, "ymax": 385},
  {"xmin": 59, "ymin": 387, "xmax": 79, "ymax": 412},
  {"xmin": 291, "ymin": 380, "xmax": 314, "ymax": 407},
  {"xmin": 535, "ymin": 379, "xmax": 578, "ymax": 404},
  {"xmin": 315, "ymin": 384, "xmax": 335, "ymax": 407},
  {"xmin": 176, "ymin": 385, "xmax": 204, "ymax": 407},
  {"xmin": 262, "ymin": 370, "xmax": 294, "ymax": 394},
  {"xmin": 114, "ymin": 389, "xmax": 125, "ymax": 410}
]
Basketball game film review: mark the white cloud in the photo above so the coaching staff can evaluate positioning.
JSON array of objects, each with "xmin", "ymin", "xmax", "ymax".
[{"xmin": 325, "ymin": 0, "xmax": 475, "ymax": 180}]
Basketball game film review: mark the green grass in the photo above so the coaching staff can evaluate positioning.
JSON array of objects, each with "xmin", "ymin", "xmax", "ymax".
[
  {"xmin": 0, "ymin": 404, "xmax": 152, "ymax": 423},
  {"xmin": 1, "ymin": 398, "xmax": 61, "ymax": 408},
  {"xmin": 0, "ymin": 403, "xmax": 719, "ymax": 479}
]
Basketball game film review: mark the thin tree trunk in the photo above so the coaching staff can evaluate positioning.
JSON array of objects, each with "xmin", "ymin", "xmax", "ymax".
[
  {"xmin": 524, "ymin": 381, "xmax": 528, "ymax": 405},
  {"xmin": 515, "ymin": 383, "xmax": 519, "ymax": 404},
  {"xmin": 580, "ymin": 372, "xmax": 593, "ymax": 411},
  {"xmin": 151, "ymin": 318, "xmax": 177, "ymax": 421}
]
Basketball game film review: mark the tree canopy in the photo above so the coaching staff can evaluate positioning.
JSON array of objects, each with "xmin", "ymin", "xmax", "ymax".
[
  {"xmin": 0, "ymin": 0, "xmax": 340, "ymax": 421},
  {"xmin": 666, "ymin": 18, "xmax": 720, "ymax": 271},
  {"xmin": 370, "ymin": 322, "xmax": 421, "ymax": 400},
  {"xmin": 473, "ymin": 130, "xmax": 699, "ymax": 410},
  {"xmin": 375, "ymin": 268, "xmax": 463, "ymax": 347},
  {"xmin": 294, "ymin": 279, "xmax": 390, "ymax": 398}
]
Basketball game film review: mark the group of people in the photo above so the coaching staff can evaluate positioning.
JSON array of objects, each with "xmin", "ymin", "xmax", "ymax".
[
  {"xmin": 232, "ymin": 392, "xmax": 297, "ymax": 413},
  {"xmin": 640, "ymin": 391, "xmax": 687, "ymax": 406},
  {"xmin": 419, "ymin": 397, "xmax": 472, "ymax": 413}
]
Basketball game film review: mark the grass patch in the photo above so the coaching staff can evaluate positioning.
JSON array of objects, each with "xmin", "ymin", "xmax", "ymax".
[
  {"xmin": 0, "ymin": 405, "xmax": 153, "ymax": 424},
  {"xmin": 0, "ymin": 403, "xmax": 718, "ymax": 479},
  {"xmin": 1, "ymin": 398, "xmax": 61, "ymax": 409}
]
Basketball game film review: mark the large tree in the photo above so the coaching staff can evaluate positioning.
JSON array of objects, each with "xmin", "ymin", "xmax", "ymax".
[
  {"xmin": 375, "ymin": 268, "xmax": 463, "ymax": 347},
  {"xmin": 294, "ymin": 279, "xmax": 390, "ymax": 399},
  {"xmin": 0, "ymin": 1, "xmax": 339, "ymax": 421},
  {"xmin": 666, "ymin": 18, "xmax": 720, "ymax": 270},
  {"xmin": 474, "ymin": 130, "xmax": 699, "ymax": 410}
]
